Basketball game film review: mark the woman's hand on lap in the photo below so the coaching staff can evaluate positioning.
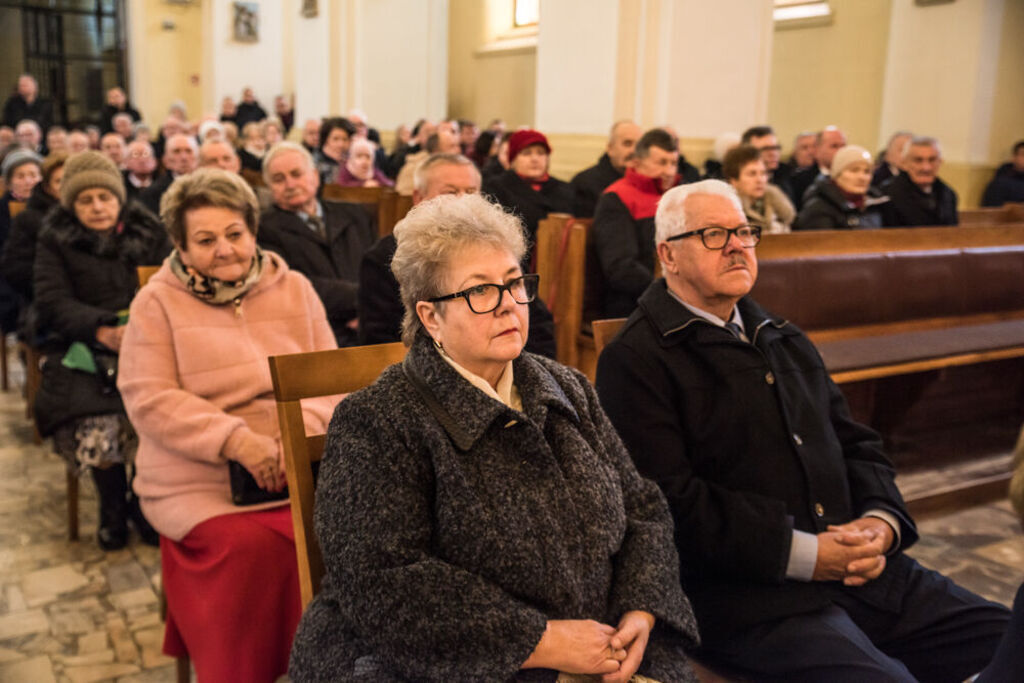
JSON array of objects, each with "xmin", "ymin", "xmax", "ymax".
[
  {"xmin": 232, "ymin": 433, "xmax": 285, "ymax": 491},
  {"xmin": 601, "ymin": 611, "xmax": 655, "ymax": 683},
  {"xmin": 522, "ymin": 619, "xmax": 625, "ymax": 675},
  {"xmin": 96, "ymin": 325, "xmax": 125, "ymax": 351}
]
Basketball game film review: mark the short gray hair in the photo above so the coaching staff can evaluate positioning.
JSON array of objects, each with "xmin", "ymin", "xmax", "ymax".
[
  {"xmin": 655, "ymin": 179, "xmax": 744, "ymax": 244},
  {"xmin": 262, "ymin": 141, "xmax": 315, "ymax": 184},
  {"xmin": 391, "ymin": 193, "xmax": 526, "ymax": 346},
  {"xmin": 902, "ymin": 135, "xmax": 942, "ymax": 159},
  {"xmin": 412, "ymin": 153, "xmax": 480, "ymax": 195}
]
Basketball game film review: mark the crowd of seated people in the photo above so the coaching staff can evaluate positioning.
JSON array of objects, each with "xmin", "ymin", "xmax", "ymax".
[{"xmin": 3, "ymin": 71, "xmax": 1024, "ymax": 682}]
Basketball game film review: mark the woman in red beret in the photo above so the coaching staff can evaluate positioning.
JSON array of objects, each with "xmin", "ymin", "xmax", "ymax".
[{"xmin": 481, "ymin": 129, "xmax": 574, "ymax": 245}]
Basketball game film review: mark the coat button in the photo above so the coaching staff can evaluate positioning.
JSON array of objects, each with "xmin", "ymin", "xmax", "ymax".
[
  {"xmin": 814, "ymin": 503, "xmax": 825, "ymax": 517},
  {"xmin": 765, "ymin": 371, "xmax": 775, "ymax": 385},
  {"xmin": 793, "ymin": 433, "xmax": 803, "ymax": 445}
]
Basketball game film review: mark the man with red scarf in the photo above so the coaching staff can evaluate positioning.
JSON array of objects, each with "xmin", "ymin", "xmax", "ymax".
[{"xmin": 591, "ymin": 127, "xmax": 679, "ymax": 318}]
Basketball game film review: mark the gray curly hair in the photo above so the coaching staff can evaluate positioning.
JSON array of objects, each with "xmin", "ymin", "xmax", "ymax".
[{"xmin": 390, "ymin": 193, "xmax": 527, "ymax": 346}]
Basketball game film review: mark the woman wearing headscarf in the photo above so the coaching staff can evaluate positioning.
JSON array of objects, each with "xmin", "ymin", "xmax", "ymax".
[
  {"xmin": 118, "ymin": 168, "xmax": 337, "ymax": 682},
  {"xmin": 335, "ymin": 137, "xmax": 393, "ymax": 188},
  {"xmin": 32, "ymin": 151, "xmax": 169, "ymax": 549},
  {"xmin": 290, "ymin": 193, "xmax": 700, "ymax": 682}
]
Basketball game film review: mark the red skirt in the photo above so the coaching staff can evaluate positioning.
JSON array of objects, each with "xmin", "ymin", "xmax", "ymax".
[{"xmin": 161, "ymin": 506, "xmax": 301, "ymax": 683}]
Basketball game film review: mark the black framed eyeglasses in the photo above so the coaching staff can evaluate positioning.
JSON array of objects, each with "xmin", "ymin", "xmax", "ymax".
[
  {"xmin": 665, "ymin": 225, "xmax": 761, "ymax": 250},
  {"xmin": 427, "ymin": 274, "xmax": 540, "ymax": 314}
]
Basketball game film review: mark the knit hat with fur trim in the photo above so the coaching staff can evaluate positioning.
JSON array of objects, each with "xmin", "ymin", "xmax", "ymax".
[{"xmin": 60, "ymin": 151, "xmax": 126, "ymax": 209}]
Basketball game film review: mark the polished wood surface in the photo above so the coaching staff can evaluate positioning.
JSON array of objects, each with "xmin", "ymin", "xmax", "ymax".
[{"xmin": 269, "ymin": 342, "xmax": 406, "ymax": 608}]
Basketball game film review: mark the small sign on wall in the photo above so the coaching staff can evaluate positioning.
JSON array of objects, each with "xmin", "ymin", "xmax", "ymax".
[{"xmin": 233, "ymin": 2, "xmax": 259, "ymax": 43}]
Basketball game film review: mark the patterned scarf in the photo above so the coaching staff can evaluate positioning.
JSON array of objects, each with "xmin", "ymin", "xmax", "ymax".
[{"xmin": 169, "ymin": 246, "xmax": 265, "ymax": 305}]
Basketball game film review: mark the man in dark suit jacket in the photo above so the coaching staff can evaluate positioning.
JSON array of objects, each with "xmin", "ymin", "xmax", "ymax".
[
  {"xmin": 259, "ymin": 142, "xmax": 376, "ymax": 345},
  {"xmin": 358, "ymin": 153, "xmax": 556, "ymax": 358},
  {"xmin": 138, "ymin": 133, "xmax": 198, "ymax": 215},
  {"xmin": 2, "ymin": 75, "xmax": 52, "ymax": 131},
  {"xmin": 570, "ymin": 120, "xmax": 641, "ymax": 218},
  {"xmin": 788, "ymin": 126, "xmax": 847, "ymax": 209},
  {"xmin": 881, "ymin": 136, "xmax": 958, "ymax": 226},
  {"xmin": 596, "ymin": 180, "xmax": 1008, "ymax": 682}
]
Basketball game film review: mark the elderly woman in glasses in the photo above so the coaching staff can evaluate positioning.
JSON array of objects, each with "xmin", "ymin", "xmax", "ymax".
[{"xmin": 290, "ymin": 193, "xmax": 700, "ymax": 682}]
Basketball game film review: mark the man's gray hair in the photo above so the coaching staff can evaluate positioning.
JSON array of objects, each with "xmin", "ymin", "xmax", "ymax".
[
  {"xmin": 262, "ymin": 141, "xmax": 315, "ymax": 183},
  {"xmin": 902, "ymin": 135, "xmax": 942, "ymax": 159},
  {"xmin": 391, "ymin": 193, "xmax": 526, "ymax": 346},
  {"xmin": 412, "ymin": 153, "xmax": 480, "ymax": 195},
  {"xmin": 655, "ymin": 179, "xmax": 744, "ymax": 245}
]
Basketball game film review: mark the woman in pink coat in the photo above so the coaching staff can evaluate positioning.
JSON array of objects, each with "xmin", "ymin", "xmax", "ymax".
[{"xmin": 118, "ymin": 168, "xmax": 337, "ymax": 683}]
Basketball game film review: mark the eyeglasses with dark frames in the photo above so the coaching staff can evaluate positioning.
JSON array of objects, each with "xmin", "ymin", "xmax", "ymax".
[
  {"xmin": 665, "ymin": 225, "xmax": 762, "ymax": 250},
  {"xmin": 427, "ymin": 274, "xmax": 540, "ymax": 314}
]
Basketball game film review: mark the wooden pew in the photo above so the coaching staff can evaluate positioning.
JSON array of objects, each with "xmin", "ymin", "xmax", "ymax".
[
  {"xmin": 959, "ymin": 203, "xmax": 1024, "ymax": 225},
  {"xmin": 535, "ymin": 214, "xmax": 593, "ymax": 371},
  {"xmin": 240, "ymin": 167, "xmax": 265, "ymax": 189},
  {"xmin": 321, "ymin": 184, "xmax": 400, "ymax": 237}
]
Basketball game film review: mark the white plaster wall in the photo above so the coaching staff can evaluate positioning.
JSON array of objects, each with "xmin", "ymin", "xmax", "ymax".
[
  {"xmin": 664, "ymin": 0, "xmax": 774, "ymax": 137},
  {"xmin": 292, "ymin": 2, "xmax": 331, "ymax": 123},
  {"xmin": 354, "ymin": 0, "xmax": 448, "ymax": 129},
  {"xmin": 534, "ymin": 0, "xmax": 620, "ymax": 134},
  {"xmin": 878, "ymin": 0, "xmax": 1001, "ymax": 163},
  {"xmin": 206, "ymin": 0, "xmax": 285, "ymax": 115}
]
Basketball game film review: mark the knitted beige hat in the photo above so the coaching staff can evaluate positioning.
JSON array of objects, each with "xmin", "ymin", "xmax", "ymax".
[
  {"xmin": 60, "ymin": 151, "xmax": 126, "ymax": 209},
  {"xmin": 830, "ymin": 145, "xmax": 873, "ymax": 178}
]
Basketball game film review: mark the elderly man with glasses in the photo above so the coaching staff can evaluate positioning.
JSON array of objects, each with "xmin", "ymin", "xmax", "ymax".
[{"xmin": 595, "ymin": 179, "xmax": 1009, "ymax": 682}]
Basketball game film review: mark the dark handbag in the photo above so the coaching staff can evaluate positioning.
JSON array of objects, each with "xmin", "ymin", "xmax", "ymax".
[
  {"xmin": 34, "ymin": 353, "xmax": 125, "ymax": 437},
  {"xmin": 228, "ymin": 460, "xmax": 289, "ymax": 506}
]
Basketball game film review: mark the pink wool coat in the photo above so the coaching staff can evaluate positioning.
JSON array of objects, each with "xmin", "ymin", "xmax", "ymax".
[{"xmin": 118, "ymin": 251, "xmax": 338, "ymax": 541}]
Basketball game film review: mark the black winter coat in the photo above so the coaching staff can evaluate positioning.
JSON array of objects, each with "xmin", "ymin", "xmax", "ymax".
[
  {"xmin": 570, "ymin": 154, "xmax": 623, "ymax": 218},
  {"xmin": 595, "ymin": 281, "xmax": 918, "ymax": 643},
  {"xmin": 98, "ymin": 103, "xmax": 141, "ymax": 134},
  {"xmin": 982, "ymin": 169, "xmax": 1024, "ymax": 207},
  {"xmin": 258, "ymin": 201, "xmax": 376, "ymax": 344},
  {"xmin": 357, "ymin": 233, "xmax": 558, "ymax": 358},
  {"xmin": 32, "ymin": 202, "xmax": 170, "ymax": 433},
  {"xmin": 1, "ymin": 183, "xmax": 58, "ymax": 301},
  {"xmin": 787, "ymin": 165, "xmax": 823, "ymax": 210},
  {"xmin": 482, "ymin": 169, "xmax": 574, "ymax": 244},
  {"xmin": 290, "ymin": 333, "xmax": 700, "ymax": 682},
  {"xmin": 793, "ymin": 179, "xmax": 887, "ymax": 230},
  {"xmin": 137, "ymin": 173, "xmax": 175, "ymax": 217},
  {"xmin": 880, "ymin": 173, "xmax": 958, "ymax": 226}
]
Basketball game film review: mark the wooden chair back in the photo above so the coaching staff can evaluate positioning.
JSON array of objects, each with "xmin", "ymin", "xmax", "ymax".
[
  {"xmin": 592, "ymin": 318, "xmax": 627, "ymax": 358},
  {"xmin": 394, "ymin": 193, "xmax": 414, "ymax": 226},
  {"xmin": 240, "ymin": 167, "xmax": 265, "ymax": 189},
  {"xmin": 269, "ymin": 342, "xmax": 407, "ymax": 608},
  {"xmin": 8, "ymin": 201, "xmax": 26, "ymax": 218},
  {"xmin": 535, "ymin": 214, "xmax": 593, "ymax": 367},
  {"xmin": 137, "ymin": 265, "xmax": 160, "ymax": 287},
  {"xmin": 321, "ymin": 183, "xmax": 400, "ymax": 238}
]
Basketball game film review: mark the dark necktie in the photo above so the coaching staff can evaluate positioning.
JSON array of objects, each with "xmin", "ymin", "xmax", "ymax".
[
  {"xmin": 306, "ymin": 214, "xmax": 325, "ymax": 239},
  {"xmin": 725, "ymin": 321, "xmax": 746, "ymax": 342}
]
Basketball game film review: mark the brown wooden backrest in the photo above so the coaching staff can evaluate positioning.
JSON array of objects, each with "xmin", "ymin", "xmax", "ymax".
[
  {"xmin": 240, "ymin": 167, "xmax": 265, "ymax": 189},
  {"xmin": 321, "ymin": 184, "xmax": 400, "ymax": 238},
  {"xmin": 535, "ymin": 214, "xmax": 593, "ymax": 366},
  {"xmin": 756, "ymin": 224, "xmax": 1024, "ymax": 260},
  {"xmin": 8, "ymin": 201, "xmax": 26, "ymax": 218},
  {"xmin": 136, "ymin": 265, "xmax": 160, "ymax": 287},
  {"xmin": 268, "ymin": 342, "xmax": 407, "ymax": 609},
  {"xmin": 592, "ymin": 318, "xmax": 627, "ymax": 358}
]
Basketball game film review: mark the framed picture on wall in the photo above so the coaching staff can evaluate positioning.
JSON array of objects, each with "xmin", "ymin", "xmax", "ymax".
[
  {"xmin": 301, "ymin": 0, "xmax": 318, "ymax": 18},
  {"xmin": 233, "ymin": 2, "xmax": 259, "ymax": 43}
]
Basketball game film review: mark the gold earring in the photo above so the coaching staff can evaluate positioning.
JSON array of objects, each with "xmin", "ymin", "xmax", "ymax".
[{"xmin": 432, "ymin": 338, "xmax": 443, "ymax": 350}]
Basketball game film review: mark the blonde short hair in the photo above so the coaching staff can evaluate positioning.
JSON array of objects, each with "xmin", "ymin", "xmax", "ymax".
[
  {"xmin": 160, "ymin": 168, "xmax": 259, "ymax": 246},
  {"xmin": 391, "ymin": 193, "xmax": 526, "ymax": 346}
]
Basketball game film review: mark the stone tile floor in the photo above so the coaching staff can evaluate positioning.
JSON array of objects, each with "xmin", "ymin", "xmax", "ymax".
[{"xmin": 0, "ymin": 343, "xmax": 1022, "ymax": 681}]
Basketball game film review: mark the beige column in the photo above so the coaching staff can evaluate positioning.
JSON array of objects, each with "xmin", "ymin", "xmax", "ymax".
[{"xmin": 878, "ymin": 0, "xmax": 1024, "ymax": 206}]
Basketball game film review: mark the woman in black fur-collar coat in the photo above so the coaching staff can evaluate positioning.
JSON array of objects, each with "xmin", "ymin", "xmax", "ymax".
[{"xmin": 33, "ymin": 151, "xmax": 170, "ymax": 551}]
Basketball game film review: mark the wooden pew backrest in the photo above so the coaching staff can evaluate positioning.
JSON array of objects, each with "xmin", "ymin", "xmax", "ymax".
[{"xmin": 269, "ymin": 342, "xmax": 407, "ymax": 609}]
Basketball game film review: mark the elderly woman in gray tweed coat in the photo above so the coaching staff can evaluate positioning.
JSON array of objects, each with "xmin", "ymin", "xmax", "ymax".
[{"xmin": 289, "ymin": 193, "xmax": 700, "ymax": 682}]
